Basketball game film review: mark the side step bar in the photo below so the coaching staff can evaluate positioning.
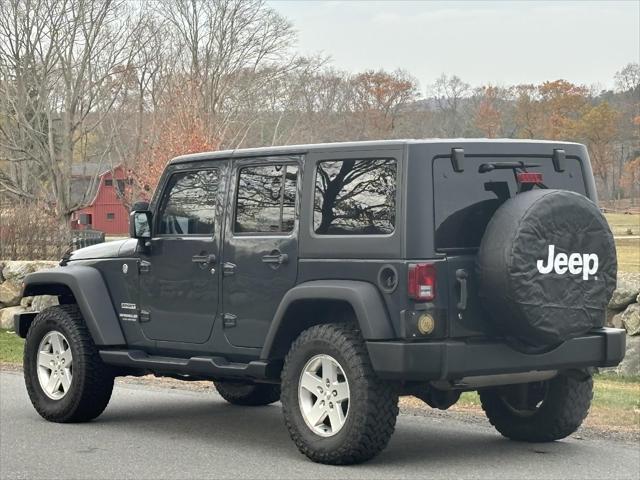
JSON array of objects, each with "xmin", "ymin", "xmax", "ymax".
[{"xmin": 99, "ymin": 350, "xmax": 273, "ymax": 381}]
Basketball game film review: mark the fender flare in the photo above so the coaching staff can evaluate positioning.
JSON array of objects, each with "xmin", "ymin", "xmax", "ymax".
[
  {"xmin": 260, "ymin": 280, "xmax": 395, "ymax": 360},
  {"xmin": 22, "ymin": 266, "xmax": 125, "ymax": 346}
]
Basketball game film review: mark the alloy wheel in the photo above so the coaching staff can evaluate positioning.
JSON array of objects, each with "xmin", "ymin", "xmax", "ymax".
[
  {"xmin": 36, "ymin": 331, "xmax": 73, "ymax": 400},
  {"xmin": 298, "ymin": 354, "xmax": 350, "ymax": 437}
]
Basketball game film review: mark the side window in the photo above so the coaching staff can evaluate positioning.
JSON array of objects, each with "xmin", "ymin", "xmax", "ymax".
[
  {"xmin": 156, "ymin": 169, "xmax": 219, "ymax": 235},
  {"xmin": 314, "ymin": 159, "xmax": 396, "ymax": 235},
  {"xmin": 235, "ymin": 164, "xmax": 298, "ymax": 234}
]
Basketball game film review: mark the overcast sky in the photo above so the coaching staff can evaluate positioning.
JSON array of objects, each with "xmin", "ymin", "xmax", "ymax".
[{"xmin": 269, "ymin": 1, "xmax": 639, "ymax": 92}]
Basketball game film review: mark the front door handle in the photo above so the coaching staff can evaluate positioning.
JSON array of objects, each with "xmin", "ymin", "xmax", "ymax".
[
  {"xmin": 262, "ymin": 252, "xmax": 289, "ymax": 265},
  {"xmin": 192, "ymin": 253, "xmax": 216, "ymax": 265}
]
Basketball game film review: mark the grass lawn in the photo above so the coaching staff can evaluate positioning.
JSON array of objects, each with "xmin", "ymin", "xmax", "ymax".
[
  {"xmin": 0, "ymin": 328, "xmax": 24, "ymax": 364},
  {"xmin": 605, "ymin": 213, "xmax": 640, "ymax": 236},
  {"xmin": 615, "ymin": 237, "xmax": 640, "ymax": 273},
  {"xmin": 605, "ymin": 213, "xmax": 640, "ymax": 272},
  {"xmin": 1, "ymin": 328, "xmax": 638, "ymax": 432}
]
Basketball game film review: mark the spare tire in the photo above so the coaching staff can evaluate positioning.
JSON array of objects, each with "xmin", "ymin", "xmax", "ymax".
[{"xmin": 477, "ymin": 189, "xmax": 616, "ymax": 350}]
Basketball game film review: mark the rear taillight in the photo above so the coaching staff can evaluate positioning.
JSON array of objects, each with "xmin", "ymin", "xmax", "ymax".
[{"xmin": 408, "ymin": 263, "xmax": 436, "ymax": 301}]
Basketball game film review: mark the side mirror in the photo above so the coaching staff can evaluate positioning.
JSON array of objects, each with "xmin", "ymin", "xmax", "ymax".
[
  {"xmin": 129, "ymin": 211, "xmax": 152, "ymax": 239},
  {"xmin": 132, "ymin": 200, "xmax": 150, "ymax": 211}
]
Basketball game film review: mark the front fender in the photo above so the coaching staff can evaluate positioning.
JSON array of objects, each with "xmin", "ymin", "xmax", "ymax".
[
  {"xmin": 22, "ymin": 266, "xmax": 125, "ymax": 346},
  {"xmin": 260, "ymin": 280, "xmax": 395, "ymax": 360}
]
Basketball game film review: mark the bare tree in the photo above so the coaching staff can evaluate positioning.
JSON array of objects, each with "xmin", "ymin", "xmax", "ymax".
[
  {"xmin": 615, "ymin": 62, "xmax": 640, "ymax": 94},
  {"xmin": 156, "ymin": 0, "xmax": 297, "ymax": 146},
  {"xmin": 0, "ymin": 0, "xmax": 147, "ymax": 224},
  {"xmin": 430, "ymin": 74, "xmax": 471, "ymax": 136}
]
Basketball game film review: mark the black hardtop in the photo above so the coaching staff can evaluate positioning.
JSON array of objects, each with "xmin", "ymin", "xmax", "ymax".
[{"xmin": 169, "ymin": 138, "xmax": 584, "ymax": 165}]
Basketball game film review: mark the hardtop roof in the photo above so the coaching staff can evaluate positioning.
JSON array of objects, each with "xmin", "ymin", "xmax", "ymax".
[{"xmin": 169, "ymin": 138, "xmax": 583, "ymax": 165}]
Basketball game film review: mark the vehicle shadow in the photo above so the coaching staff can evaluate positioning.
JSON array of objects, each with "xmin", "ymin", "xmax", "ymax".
[{"xmin": 96, "ymin": 389, "xmax": 585, "ymax": 468}]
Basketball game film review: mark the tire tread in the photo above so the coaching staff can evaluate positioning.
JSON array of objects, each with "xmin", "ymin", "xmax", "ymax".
[
  {"xmin": 479, "ymin": 374, "xmax": 593, "ymax": 442},
  {"xmin": 281, "ymin": 323, "xmax": 398, "ymax": 465},
  {"xmin": 24, "ymin": 305, "xmax": 114, "ymax": 423}
]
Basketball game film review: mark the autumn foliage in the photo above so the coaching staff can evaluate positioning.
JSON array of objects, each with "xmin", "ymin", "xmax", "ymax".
[
  {"xmin": 622, "ymin": 157, "xmax": 640, "ymax": 202},
  {"xmin": 133, "ymin": 85, "xmax": 220, "ymax": 197},
  {"xmin": 474, "ymin": 86, "xmax": 503, "ymax": 138},
  {"xmin": 350, "ymin": 70, "xmax": 418, "ymax": 135}
]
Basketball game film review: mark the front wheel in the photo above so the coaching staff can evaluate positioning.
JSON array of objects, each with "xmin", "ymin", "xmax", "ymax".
[
  {"xmin": 23, "ymin": 305, "xmax": 114, "ymax": 423},
  {"xmin": 479, "ymin": 373, "xmax": 593, "ymax": 442},
  {"xmin": 281, "ymin": 324, "xmax": 399, "ymax": 465}
]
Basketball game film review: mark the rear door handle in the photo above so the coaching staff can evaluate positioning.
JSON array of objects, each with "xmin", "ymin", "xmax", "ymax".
[
  {"xmin": 261, "ymin": 253, "xmax": 288, "ymax": 265},
  {"xmin": 192, "ymin": 254, "xmax": 216, "ymax": 264},
  {"xmin": 455, "ymin": 269, "xmax": 468, "ymax": 310}
]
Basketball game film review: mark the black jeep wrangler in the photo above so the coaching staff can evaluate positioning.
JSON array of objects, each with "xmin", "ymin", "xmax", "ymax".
[{"xmin": 16, "ymin": 140, "xmax": 625, "ymax": 465}]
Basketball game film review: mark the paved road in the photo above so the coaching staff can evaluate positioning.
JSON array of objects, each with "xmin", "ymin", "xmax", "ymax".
[{"xmin": 1, "ymin": 371, "xmax": 638, "ymax": 480}]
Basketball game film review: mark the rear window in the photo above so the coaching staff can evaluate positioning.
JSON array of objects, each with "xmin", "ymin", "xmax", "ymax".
[{"xmin": 433, "ymin": 157, "xmax": 586, "ymax": 251}]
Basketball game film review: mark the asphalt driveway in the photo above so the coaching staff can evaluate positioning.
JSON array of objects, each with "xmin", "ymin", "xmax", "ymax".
[{"xmin": 1, "ymin": 371, "xmax": 638, "ymax": 480}]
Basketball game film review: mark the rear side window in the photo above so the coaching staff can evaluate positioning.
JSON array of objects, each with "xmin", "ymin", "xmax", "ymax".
[
  {"xmin": 314, "ymin": 158, "xmax": 396, "ymax": 235},
  {"xmin": 157, "ymin": 169, "xmax": 219, "ymax": 235},
  {"xmin": 235, "ymin": 164, "xmax": 298, "ymax": 234},
  {"xmin": 433, "ymin": 157, "xmax": 586, "ymax": 251}
]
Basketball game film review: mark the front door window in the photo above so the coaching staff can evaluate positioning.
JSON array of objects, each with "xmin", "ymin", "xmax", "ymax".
[{"xmin": 157, "ymin": 169, "xmax": 219, "ymax": 235}]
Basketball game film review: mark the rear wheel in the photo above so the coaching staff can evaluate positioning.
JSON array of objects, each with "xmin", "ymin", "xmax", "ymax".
[
  {"xmin": 23, "ymin": 305, "xmax": 114, "ymax": 423},
  {"xmin": 479, "ymin": 373, "xmax": 593, "ymax": 442},
  {"xmin": 214, "ymin": 381, "xmax": 281, "ymax": 406},
  {"xmin": 281, "ymin": 324, "xmax": 398, "ymax": 465}
]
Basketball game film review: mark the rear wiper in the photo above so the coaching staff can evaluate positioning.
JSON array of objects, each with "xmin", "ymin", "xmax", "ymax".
[{"xmin": 478, "ymin": 161, "xmax": 540, "ymax": 173}]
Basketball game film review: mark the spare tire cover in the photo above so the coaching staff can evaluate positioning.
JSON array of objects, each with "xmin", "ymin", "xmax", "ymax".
[{"xmin": 477, "ymin": 189, "xmax": 617, "ymax": 348}]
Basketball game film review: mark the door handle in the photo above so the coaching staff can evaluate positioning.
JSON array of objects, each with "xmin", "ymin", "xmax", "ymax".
[
  {"xmin": 455, "ymin": 269, "xmax": 468, "ymax": 310},
  {"xmin": 262, "ymin": 252, "xmax": 289, "ymax": 265},
  {"xmin": 192, "ymin": 254, "xmax": 216, "ymax": 264}
]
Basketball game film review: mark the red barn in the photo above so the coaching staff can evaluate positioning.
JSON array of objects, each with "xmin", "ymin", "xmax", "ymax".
[{"xmin": 70, "ymin": 165, "xmax": 131, "ymax": 235}]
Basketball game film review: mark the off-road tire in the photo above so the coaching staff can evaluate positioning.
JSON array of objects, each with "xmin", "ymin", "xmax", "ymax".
[
  {"xmin": 214, "ymin": 381, "xmax": 281, "ymax": 406},
  {"xmin": 24, "ymin": 305, "xmax": 114, "ymax": 423},
  {"xmin": 281, "ymin": 323, "xmax": 399, "ymax": 465},
  {"xmin": 479, "ymin": 373, "xmax": 593, "ymax": 442}
]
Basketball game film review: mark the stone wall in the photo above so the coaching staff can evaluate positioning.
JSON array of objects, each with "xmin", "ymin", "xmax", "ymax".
[
  {"xmin": 604, "ymin": 272, "xmax": 640, "ymax": 376},
  {"xmin": 0, "ymin": 261, "xmax": 59, "ymax": 329},
  {"xmin": 0, "ymin": 260, "xmax": 638, "ymax": 375}
]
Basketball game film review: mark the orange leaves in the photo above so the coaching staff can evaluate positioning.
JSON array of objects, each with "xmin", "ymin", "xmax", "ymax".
[
  {"xmin": 512, "ymin": 80, "xmax": 592, "ymax": 140},
  {"xmin": 474, "ymin": 86, "xmax": 503, "ymax": 138},
  {"xmin": 352, "ymin": 70, "xmax": 418, "ymax": 111},
  {"xmin": 350, "ymin": 70, "xmax": 418, "ymax": 137},
  {"xmin": 575, "ymin": 102, "xmax": 619, "ymax": 143},
  {"xmin": 133, "ymin": 83, "xmax": 219, "ymax": 196},
  {"xmin": 621, "ymin": 157, "xmax": 640, "ymax": 192},
  {"xmin": 537, "ymin": 80, "xmax": 589, "ymax": 139}
]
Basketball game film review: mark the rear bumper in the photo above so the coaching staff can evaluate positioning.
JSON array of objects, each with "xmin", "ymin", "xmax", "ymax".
[{"xmin": 366, "ymin": 328, "xmax": 626, "ymax": 381}]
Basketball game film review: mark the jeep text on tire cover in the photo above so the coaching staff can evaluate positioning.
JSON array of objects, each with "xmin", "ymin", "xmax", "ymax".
[
  {"xmin": 16, "ymin": 140, "xmax": 625, "ymax": 465},
  {"xmin": 537, "ymin": 245, "xmax": 599, "ymax": 280}
]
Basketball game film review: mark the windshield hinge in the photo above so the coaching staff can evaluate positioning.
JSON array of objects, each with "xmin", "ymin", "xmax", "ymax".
[
  {"xmin": 139, "ymin": 310, "xmax": 151, "ymax": 323},
  {"xmin": 223, "ymin": 313, "xmax": 237, "ymax": 328}
]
